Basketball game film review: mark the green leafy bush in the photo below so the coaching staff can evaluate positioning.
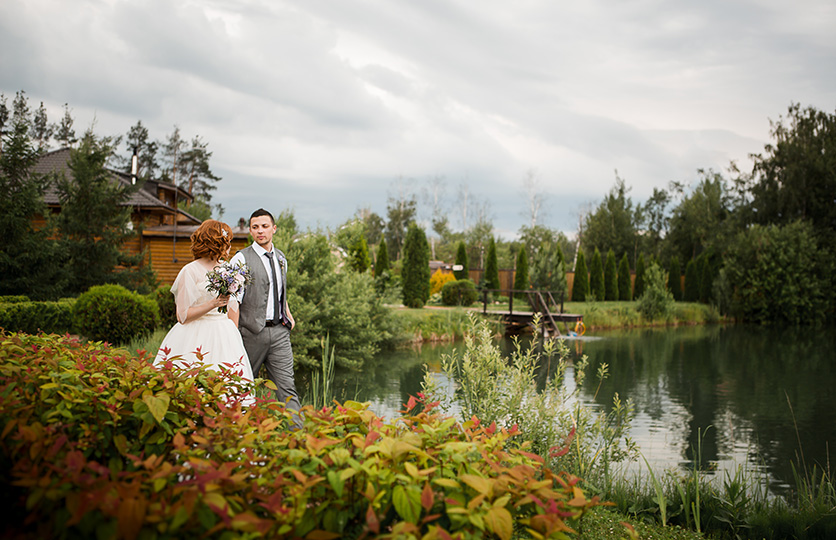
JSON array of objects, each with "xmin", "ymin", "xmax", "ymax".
[
  {"xmin": 0, "ymin": 295, "xmax": 30, "ymax": 303},
  {"xmin": 151, "ymin": 285, "xmax": 177, "ymax": 329},
  {"xmin": 73, "ymin": 284, "xmax": 159, "ymax": 345},
  {"xmin": 0, "ymin": 299, "xmax": 75, "ymax": 334},
  {"xmin": 441, "ymin": 279, "xmax": 478, "ymax": 307},
  {"xmin": 1, "ymin": 331, "xmax": 600, "ymax": 539},
  {"xmin": 638, "ymin": 262, "xmax": 674, "ymax": 321}
]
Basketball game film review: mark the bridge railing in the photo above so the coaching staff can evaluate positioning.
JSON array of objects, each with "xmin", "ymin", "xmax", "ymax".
[{"xmin": 477, "ymin": 288, "xmax": 566, "ymax": 316}]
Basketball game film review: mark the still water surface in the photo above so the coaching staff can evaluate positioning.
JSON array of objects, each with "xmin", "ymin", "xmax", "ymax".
[{"xmin": 303, "ymin": 324, "xmax": 836, "ymax": 492}]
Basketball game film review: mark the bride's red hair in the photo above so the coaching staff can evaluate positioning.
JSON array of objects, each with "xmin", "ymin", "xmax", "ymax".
[{"xmin": 191, "ymin": 220, "xmax": 232, "ymax": 260}]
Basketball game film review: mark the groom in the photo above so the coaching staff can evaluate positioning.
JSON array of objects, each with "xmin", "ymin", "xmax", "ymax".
[{"xmin": 231, "ymin": 208, "xmax": 301, "ymax": 426}]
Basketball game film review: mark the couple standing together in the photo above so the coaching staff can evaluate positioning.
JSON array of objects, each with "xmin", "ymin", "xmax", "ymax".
[{"xmin": 153, "ymin": 209, "xmax": 300, "ymax": 424}]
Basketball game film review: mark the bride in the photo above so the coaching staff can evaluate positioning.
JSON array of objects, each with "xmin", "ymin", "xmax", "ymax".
[{"xmin": 154, "ymin": 220, "xmax": 254, "ymax": 385}]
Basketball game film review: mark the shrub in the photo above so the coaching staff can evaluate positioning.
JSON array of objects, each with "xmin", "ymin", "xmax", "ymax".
[
  {"xmin": 151, "ymin": 285, "xmax": 177, "ymax": 329},
  {"xmin": 572, "ymin": 250, "xmax": 589, "ymax": 301},
  {"xmin": 638, "ymin": 262, "xmax": 674, "ymax": 321},
  {"xmin": 0, "ymin": 299, "xmax": 75, "ymax": 334},
  {"xmin": 1, "ymin": 331, "xmax": 601, "ymax": 539},
  {"xmin": 429, "ymin": 268, "xmax": 456, "ymax": 296},
  {"xmin": 441, "ymin": 279, "xmax": 478, "ymax": 306},
  {"xmin": 73, "ymin": 284, "xmax": 159, "ymax": 345},
  {"xmin": 374, "ymin": 239, "xmax": 390, "ymax": 276},
  {"xmin": 0, "ymin": 295, "xmax": 30, "ymax": 303}
]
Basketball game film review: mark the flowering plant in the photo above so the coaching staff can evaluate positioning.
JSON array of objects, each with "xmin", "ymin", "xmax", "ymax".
[{"xmin": 206, "ymin": 260, "xmax": 251, "ymax": 314}]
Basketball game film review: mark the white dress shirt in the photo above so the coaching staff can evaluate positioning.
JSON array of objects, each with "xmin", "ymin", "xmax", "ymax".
[{"xmin": 230, "ymin": 243, "xmax": 283, "ymax": 321}]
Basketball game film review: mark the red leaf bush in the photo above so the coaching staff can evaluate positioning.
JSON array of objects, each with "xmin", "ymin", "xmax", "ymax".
[{"xmin": 0, "ymin": 331, "xmax": 601, "ymax": 539}]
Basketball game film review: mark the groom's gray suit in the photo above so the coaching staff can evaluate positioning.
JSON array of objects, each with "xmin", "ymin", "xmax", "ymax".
[{"xmin": 236, "ymin": 244, "xmax": 301, "ymax": 422}]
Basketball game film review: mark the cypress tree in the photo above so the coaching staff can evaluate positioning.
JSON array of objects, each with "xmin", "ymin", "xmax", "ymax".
[
  {"xmin": 604, "ymin": 249, "xmax": 618, "ymax": 301},
  {"xmin": 513, "ymin": 248, "xmax": 529, "ymax": 299},
  {"xmin": 484, "ymin": 236, "xmax": 500, "ymax": 291},
  {"xmin": 573, "ymin": 250, "xmax": 589, "ymax": 301},
  {"xmin": 699, "ymin": 255, "xmax": 712, "ymax": 303},
  {"xmin": 618, "ymin": 253, "xmax": 632, "ymax": 301},
  {"xmin": 454, "ymin": 241, "xmax": 469, "ymax": 280},
  {"xmin": 375, "ymin": 240, "xmax": 390, "ymax": 276},
  {"xmin": 684, "ymin": 258, "xmax": 700, "ymax": 302},
  {"xmin": 668, "ymin": 256, "xmax": 682, "ymax": 301},
  {"xmin": 401, "ymin": 224, "xmax": 430, "ymax": 308},
  {"xmin": 634, "ymin": 253, "xmax": 646, "ymax": 299},
  {"xmin": 589, "ymin": 248, "xmax": 605, "ymax": 301}
]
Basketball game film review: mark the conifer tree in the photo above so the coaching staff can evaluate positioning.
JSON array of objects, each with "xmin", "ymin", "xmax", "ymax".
[
  {"xmin": 699, "ymin": 255, "xmax": 712, "ymax": 303},
  {"xmin": 454, "ymin": 241, "xmax": 469, "ymax": 280},
  {"xmin": 684, "ymin": 258, "xmax": 700, "ymax": 302},
  {"xmin": 573, "ymin": 250, "xmax": 589, "ymax": 302},
  {"xmin": 349, "ymin": 236, "xmax": 371, "ymax": 273},
  {"xmin": 401, "ymin": 224, "xmax": 430, "ymax": 308},
  {"xmin": 604, "ymin": 249, "xmax": 618, "ymax": 301},
  {"xmin": 0, "ymin": 110, "xmax": 65, "ymax": 299},
  {"xmin": 668, "ymin": 255, "xmax": 682, "ymax": 301},
  {"xmin": 375, "ymin": 240, "xmax": 390, "ymax": 276},
  {"xmin": 634, "ymin": 253, "xmax": 646, "ymax": 299},
  {"xmin": 618, "ymin": 253, "xmax": 632, "ymax": 301},
  {"xmin": 56, "ymin": 130, "xmax": 152, "ymax": 294},
  {"xmin": 513, "ymin": 248, "xmax": 529, "ymax": 299},
  {"xmin": 484, "ymin": 236, "xmax": 500, "ymax": 291},
  {"xmin": 589, "ymin": 248, "xmax": 605, "ymax": 301}
]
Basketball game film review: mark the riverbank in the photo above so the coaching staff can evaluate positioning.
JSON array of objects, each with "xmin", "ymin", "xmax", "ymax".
[{"xmin": 389, "ymin": 300, "xmax": 724, "ymax": 345}]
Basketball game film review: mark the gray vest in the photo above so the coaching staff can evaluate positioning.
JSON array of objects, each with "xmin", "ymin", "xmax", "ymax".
[{"xmin": 238, "ymin": 245, "xmax": 288, "ymax": 334}]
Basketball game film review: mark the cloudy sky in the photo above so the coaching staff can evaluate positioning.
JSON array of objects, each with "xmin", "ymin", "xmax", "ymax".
[{"xmin": 2, "ymin": 0, "xmax": 834, "ymax": 237}]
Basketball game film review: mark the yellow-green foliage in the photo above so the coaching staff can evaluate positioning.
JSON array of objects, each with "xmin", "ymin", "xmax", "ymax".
[
  {"xmin": 429, "ymin": 269, "xmax": 456, "ymax": 296},
  {"xmin": 1, "ymin": 331, "xmax": 600, "ymax": 539}
]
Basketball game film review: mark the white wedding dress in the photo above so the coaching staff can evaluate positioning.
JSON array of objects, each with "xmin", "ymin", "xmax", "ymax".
[{"xmin": 154, "ymin": 260, "xmax": 254, "ymax": 382}]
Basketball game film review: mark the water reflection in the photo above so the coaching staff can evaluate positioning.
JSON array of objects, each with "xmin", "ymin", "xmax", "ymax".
[{"xmin": 304, "ymin": 324, "xmax": 836, "ymax": 493}]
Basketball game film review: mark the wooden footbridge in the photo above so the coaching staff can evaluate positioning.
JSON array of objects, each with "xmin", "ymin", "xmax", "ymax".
[{"xmin": 478, "ymin": 289, "xmax": 584, "ymax": 337}]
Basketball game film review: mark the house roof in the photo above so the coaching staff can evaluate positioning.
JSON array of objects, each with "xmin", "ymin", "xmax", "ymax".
[{"xmin": 33, "ymin": 148, "xmax": 200, "ymax": 224}]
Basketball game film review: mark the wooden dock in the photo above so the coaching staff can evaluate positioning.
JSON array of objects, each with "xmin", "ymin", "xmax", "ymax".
[{"xmin": 479, "ymin": 289, "xmax": 584, "ymax": 337}]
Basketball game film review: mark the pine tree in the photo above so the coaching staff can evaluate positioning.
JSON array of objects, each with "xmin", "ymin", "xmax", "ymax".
[
  {"xmin": 668, "ymin": 256, "xmax": 682, "ymax": 301},
  {"xmin": 634, "ymin": 253, "xmax": 646, "ymax": 299},
  {"xmin": 513, "ymin": 248, "xmax": 529, "ymax": 299},
  {"xmin": 484, "ymin": 236, "xmax": 500, "ymax": 291},
  {"xmin": 0, "ymin": 111, "xmax": 65, "ymax": 299},
  {"xmin": 54, "ymin": 103, "xmax": 77, "ymax": 148},
  {"xmin": 454, "ymin": 241, "xmax": 469, "ymax": 280},
  {"xmin": 401, "ymin": 224, "xmax": 430, "ymax": 308},
  {"xmin": 618, "ymin": 253, "xmax": 632, "ymax": 301},
  {"xmin": 604, "ymin": 249, "xmax": 618, "ymax": 301},
  {"xmin": 684, "ymin": 259, "xmax": 700, "ymax": 302},
  {"xmin": 375, "ymin": 240, "xmax": 390, "ymax": 276},
  {"xmin": 589, "ymin": 248, "xmax": 605, "ymax": 301},
  {"xmin": 572, "ymin": 250, "xmax": 588, "ymax": 301},
  {"xmin": 56, "ymin": 130, "xmax": 152, "ymax": 294}
]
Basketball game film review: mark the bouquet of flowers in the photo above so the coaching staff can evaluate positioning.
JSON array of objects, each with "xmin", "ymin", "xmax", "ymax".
[{"xmin": 206, "ymin": 260, "xmax": 251, "ymax": 314}]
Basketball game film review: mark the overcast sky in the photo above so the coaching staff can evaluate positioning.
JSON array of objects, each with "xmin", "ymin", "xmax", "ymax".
[{"xmin": 2, "ymin": 0, "xmax": 834, "ymax": 238}]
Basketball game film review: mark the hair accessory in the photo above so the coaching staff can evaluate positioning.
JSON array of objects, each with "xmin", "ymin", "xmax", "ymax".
[{"xmin": 222, "ymin": 229, "xmax": 228, "ymax": 237}]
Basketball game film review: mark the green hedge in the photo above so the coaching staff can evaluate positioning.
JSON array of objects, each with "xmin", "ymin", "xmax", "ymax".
[
  {"xmin": 151, "ymin": 285, "xmax": 177, "ymax": 329},
  {"xmin": 441, "ymin": 279, "xmax": 478, "ymax": 307},
  {"xmin": 0, "ymin": 295, "xmax": 30, "ymax": 304},
  {"xmin": 0, "ymin": 299, "xmax": 75, "ymax": 334},
  {"xmin": 0, "ymin": 332, "xmax": 599, "ymax": 539},
  {"xmin": 73, "ymin": 284, "xmax": 159, "ymax": 345}
]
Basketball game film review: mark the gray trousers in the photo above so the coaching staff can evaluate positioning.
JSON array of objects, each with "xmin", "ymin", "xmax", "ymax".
[{"xmin": 241, "ymin": 324, "xmax": 301, "ymax": 427}]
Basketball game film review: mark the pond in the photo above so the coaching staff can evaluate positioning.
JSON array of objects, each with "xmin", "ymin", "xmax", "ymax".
[{"xmin": 301, "ymin": 323, "xmax": 836, "ymax": 492}]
